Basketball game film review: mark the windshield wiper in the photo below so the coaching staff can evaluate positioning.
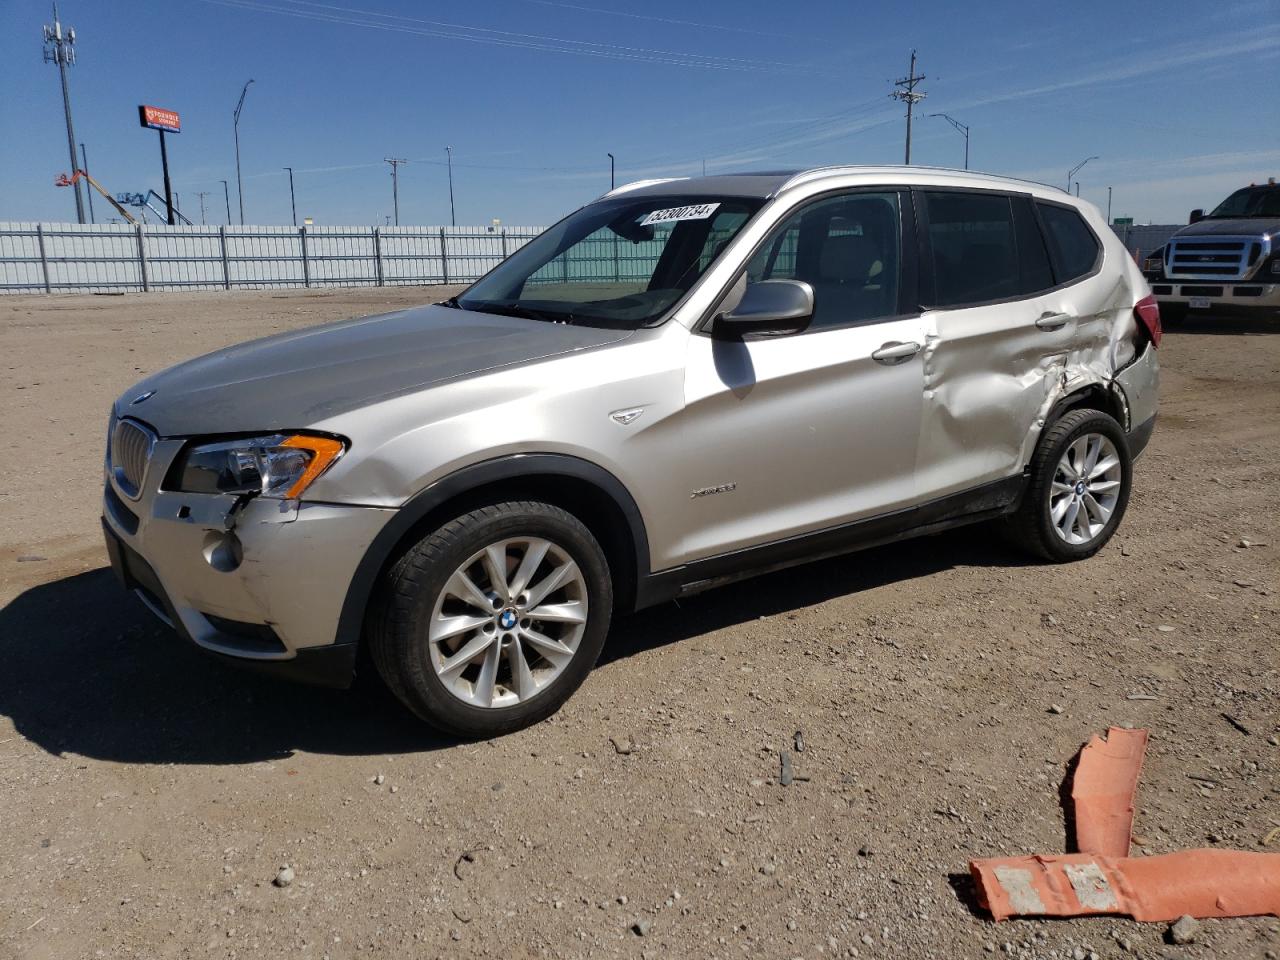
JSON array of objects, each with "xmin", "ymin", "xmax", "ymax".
[
  {"xmin": 468, "ymin": 302, "xmax": 576, "ymax": 324},
  {"xmin": 438, "ymin": 295, "xmax": 461, "ymax": 308}
]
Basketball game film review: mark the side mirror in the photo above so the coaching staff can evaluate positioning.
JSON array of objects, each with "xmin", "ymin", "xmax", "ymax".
[
  {"xmin": 714, "ymin": 279, "xmax": 814, "ymax": 337},
  {"xmin": 1189, "ymin": 208, "xmax": 1204, "ymax": 224}
]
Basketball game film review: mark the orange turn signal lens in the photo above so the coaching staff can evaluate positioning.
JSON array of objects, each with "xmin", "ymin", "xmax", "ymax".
[{"xmin": 279, "ymin": 435, "xmax": 346, "ymax": 499}]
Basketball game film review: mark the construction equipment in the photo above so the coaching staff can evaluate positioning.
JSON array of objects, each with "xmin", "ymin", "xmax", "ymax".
[
  {"xmin": 55, "ymin": 170, "xmax": 136, "ymax": 224},
  {"xmin": 114, "ymin": 189, "xmax": 193, "ymax": 226}
]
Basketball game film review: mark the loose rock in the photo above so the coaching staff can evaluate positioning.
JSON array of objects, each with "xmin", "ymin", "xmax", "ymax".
[
  {"xmin": 1169, "ymin": 914, "xmax": 1199, "ymax": 944},
  {"xmin": 273, "ymin": 865, "xmax": 294, "ymax": 888}
]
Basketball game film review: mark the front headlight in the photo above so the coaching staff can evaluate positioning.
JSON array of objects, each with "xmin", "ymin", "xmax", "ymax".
[{"xmin": 170, "ymin": 433, "xmax": 346, "ymax": 499}]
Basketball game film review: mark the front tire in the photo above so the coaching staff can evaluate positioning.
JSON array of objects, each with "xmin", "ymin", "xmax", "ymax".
[
  {"xmin": 1008, "ymin": 409, "xmax": 1132, "ymax": 562},
  {"xmin": 369, "ymin": 501, "xmax": 613, "ymax": 737}
]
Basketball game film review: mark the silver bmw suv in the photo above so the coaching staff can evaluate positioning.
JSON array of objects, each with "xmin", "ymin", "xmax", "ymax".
[{"xmin": 103, "ymin": 167, "xmax": 1161, "ymax": 736}]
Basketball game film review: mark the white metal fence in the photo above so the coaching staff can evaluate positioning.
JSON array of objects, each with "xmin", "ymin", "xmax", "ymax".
[
  {"xmin": 0, "ymin": 222, "xmax": 545, "ymax": 295},
  {"xmin": 0, "ymin": 220, "xmax": 1185, "ymax": 296}
]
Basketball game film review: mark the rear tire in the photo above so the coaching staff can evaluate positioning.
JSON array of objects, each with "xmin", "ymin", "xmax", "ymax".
[
  {"xmin": 369, "ymin": 501, "xmax": 613, "ymax": 737},
  {"xmin": 1008, "ymin": 409, "xmax": 1132, "ymax": 562}
]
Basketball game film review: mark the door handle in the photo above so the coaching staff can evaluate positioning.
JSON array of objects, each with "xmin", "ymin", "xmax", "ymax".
[
  {"xmin": 871, "ymin": 341, "xmax": 922, "ymax": 365},
  {"xmin": 1035, "ymin": 312, "xmax": 1074, "ymax": 331}
]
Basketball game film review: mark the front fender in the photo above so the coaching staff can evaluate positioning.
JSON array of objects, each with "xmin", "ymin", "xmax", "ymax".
[{"xmin": 331, "ymin": 453, "xmax": 651, "ymax": 649}]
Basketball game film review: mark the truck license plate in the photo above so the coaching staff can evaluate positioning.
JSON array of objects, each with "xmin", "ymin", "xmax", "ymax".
[{"xmin": 1189, "ymin": 297, "xmax": 1211, "ymax": 309}]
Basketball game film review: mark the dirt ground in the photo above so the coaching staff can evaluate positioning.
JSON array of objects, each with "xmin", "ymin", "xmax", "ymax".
[{"xmin": 1, "ymin": 289, "xmax": 1278, "ymax": 960}]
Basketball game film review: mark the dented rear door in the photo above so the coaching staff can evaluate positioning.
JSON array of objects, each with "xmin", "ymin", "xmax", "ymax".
[{"xmin": 911, "ymin": 189, "xmax": 1115, "ymax": 499}]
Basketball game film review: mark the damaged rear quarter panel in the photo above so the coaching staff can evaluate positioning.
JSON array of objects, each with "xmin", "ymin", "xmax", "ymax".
[{"xmin": 917, "ymin": 238, "xmax": 1142, "ymax": 498}]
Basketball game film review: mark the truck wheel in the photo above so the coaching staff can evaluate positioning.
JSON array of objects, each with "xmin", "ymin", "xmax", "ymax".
[
  {"xmin": 1008, "ymin": 409, "xmax": 1133, "ymax": 562},
  {"xmin": 368, "ymin": 501, "xmax": 613, "ymax": 737}
]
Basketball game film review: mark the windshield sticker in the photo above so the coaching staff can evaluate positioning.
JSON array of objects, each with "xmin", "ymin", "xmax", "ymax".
[{"xmin": 640, "ymin": 203, "xmax": 721, "ymax": 226}]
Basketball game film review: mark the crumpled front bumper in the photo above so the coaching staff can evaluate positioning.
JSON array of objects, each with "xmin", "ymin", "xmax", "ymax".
[{"xmin": 101, "ymin": 429, "xmax": 394, "ymax": 687}]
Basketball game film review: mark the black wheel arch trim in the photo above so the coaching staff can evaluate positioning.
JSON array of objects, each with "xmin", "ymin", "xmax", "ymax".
[{"xmin": 334, "ymin": 453, "xmax": 651, "ymax": 650}]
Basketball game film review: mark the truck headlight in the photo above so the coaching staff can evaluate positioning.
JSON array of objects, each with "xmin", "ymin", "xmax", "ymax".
[{"xmin": 171, "ymin": 434, "xmax": 346, "ymax": 499}]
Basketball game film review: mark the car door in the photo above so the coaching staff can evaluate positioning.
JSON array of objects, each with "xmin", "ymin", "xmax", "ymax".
[
  {"xmin": 669, "ymin": 189, "xmax": 928, "ymax": 566},
  {"xmin": 912, "ymin": 188, "xmax": 1103, "ymax": 499}
]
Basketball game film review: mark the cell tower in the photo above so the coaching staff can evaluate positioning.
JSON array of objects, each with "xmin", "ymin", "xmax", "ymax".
[{"xmin": 43, "ymin": 4, "xmax": 85, "ymax": 223}]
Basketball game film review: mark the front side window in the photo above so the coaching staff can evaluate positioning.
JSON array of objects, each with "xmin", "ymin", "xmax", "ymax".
[
  {"xmin": 745, "ymin": 191, "xmax": 901, "ymax": 329},
  {"xmin": 458, "ymin": 195, "xmax": 763, "ymax": 328},
  {"xmin": 1036, "ymin": 202, "xmax": 1101, "ymax": 283}
]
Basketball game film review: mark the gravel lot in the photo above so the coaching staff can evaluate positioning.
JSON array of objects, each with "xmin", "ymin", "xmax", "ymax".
[{"xmin": 1, "ymin": 289, "xmax": 1278, "ymax": 960}]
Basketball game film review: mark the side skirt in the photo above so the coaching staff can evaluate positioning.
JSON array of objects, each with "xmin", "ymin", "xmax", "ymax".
[{"xmin": 634, "ymin": 475, "xmax": 1025, "ymax": 609}]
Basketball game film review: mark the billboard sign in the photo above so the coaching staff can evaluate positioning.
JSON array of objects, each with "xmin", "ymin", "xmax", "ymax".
[{"xmin": 138, "ymin": 105, "xmax": 180, "ymax": 133}]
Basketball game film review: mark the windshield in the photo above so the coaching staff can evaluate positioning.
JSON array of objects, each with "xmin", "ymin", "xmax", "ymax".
[
  {"xmin": 457, "ymin": 194, "xmax": 764, "ymax": 327},
  {"xmin": 1208, "ymin": 186, "xmax": 1280, "ymax": 219}
]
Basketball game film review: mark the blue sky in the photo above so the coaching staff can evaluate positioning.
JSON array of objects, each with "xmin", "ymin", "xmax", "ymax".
[{"xmin": 2, "ymin": 0, "xmax": 1277, "ymax": 227}]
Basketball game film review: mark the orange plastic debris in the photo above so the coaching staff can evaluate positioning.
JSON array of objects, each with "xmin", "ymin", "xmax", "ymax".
[
  {"xmin": 969, "ymin": 727, "xmax": 1280, "ymax": 925},
  {"xmin": 971, "ymin": 850, "xmax": 1280, "ymax": 922},
  {"xmin": 1071, "ymin": 727, "xmax": 1149, "ymax": 858}
]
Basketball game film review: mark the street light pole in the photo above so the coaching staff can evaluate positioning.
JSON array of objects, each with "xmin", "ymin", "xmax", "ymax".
[
  {"xmin": 1066, "ymin": 155, "xmax": 1098, "ymax": 193},
  {"xmin": 79, "ymin": 142, "xmax": 95, "ymax": 222},
  {"xmin": 43, "ymin": 5, "xmax": 85, "ymax": 223},
  {"xmin": 284, "ymin": 166, "xmax": 296, "ymax": 226},
  {"xmin": 1107, "ymin": 186, "xmax": 1113, "ymax": 224},
  {"xmin": 445, "ymin": 146, "xmax": 455, "ymax": 227},
  {"xmin": 929, "ymin": 113, "xmax": 970, "ymax": 170},
  {"xmin": 607, "ymin": 152, "xmax": 615, "ymax": 190},
  {"xmin": 220, "ymin": 180, "xmax": 232, "ymax": 225},
  {"xmin": 233, "ymin": 79, "xmax": 254, "ymax": 225}
]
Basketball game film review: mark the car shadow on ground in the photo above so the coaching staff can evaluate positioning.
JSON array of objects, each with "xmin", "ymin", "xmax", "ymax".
[{"xmin": 0, "ymin": 528, "xmax": 1031, "ymax": 766}]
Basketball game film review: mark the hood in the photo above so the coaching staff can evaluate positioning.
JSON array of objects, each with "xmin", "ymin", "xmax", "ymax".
[
  {"xmin": 1174, "ymin": 217, "xmax": 1280, "ymax": 238},
  {"xmin": 117, "ymin": 304, "xmax": 633, "ymax": 437}
]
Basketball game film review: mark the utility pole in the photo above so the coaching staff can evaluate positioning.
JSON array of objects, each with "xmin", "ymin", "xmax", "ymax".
[
  {"xmin": 283, "ymin": 166, "xmax": 297, "ymax": 225},
  {"xmin": 196, "ymin": 191, "xmax": 210, "ymax": 225},
  {"xmin": 384, "ymin": 158, "xmax": 408, "ymax": 226},
  {"xmin": 1107, "ymin": 186, "xmax": 1113, "ymax": 224},
  {"xmin": 1067, "ymin": 155, "xmax": 1098, "ymax": 193},
  {"xmin": 445, "ymin": 146, "xmax": 456, "ymax": 227},
  {"xmin": 43, "ymin": 5, "xmax": 85, "ymax": 223},
  {"xmin": 929, "ymin": 113, "xmax": 969, "ymax": 169},
  {"xmin": 890, "ymin": 50, "xmax": 927, "ymax": 165},
  {"xmin": 233, "ymin": 79, "xmax": 254, "ymax": 224},
  {"xmin": 79, "ymin": 142, "xmax": 95, "ymax": 222},
  {"xmin": 608, "ymin": 152, "xmax": 615, "ymax": 189}
]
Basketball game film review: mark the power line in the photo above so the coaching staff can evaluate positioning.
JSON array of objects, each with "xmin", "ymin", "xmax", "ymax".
[
  {"xmin": 890, "ymin": 50, "xmax": 927, "ymax": 165},
  {"xmin": 522, "ymin": 0, "xmax": 808, "ymax": 40},
  {"xmin": 199, "ymin": 0, "xmax": 817, "ymax": 73}
]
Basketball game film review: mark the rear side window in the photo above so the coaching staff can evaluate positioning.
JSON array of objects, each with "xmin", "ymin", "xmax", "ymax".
[
  {"xmin": 1036, "ymin": 202, "xmax": 1101, "ymax": 283},
  {"xmin": 923, "ymin": 192, "xmax": 1021, "ymax": 307}
]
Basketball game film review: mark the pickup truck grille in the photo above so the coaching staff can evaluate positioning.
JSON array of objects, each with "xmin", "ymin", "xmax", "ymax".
[
  {"xmin": 1165, "ymin": 236, "xmax": 1266, "ymax": 281},
  {"xmin": 110, "ymin": 418, "xmax": 156, "ymax": 500}
]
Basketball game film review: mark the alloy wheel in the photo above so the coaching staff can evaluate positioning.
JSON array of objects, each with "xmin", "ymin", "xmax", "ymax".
[
  {"xmin": 1048, "ymin": 433, "xmax": 1123, "ymax": 545},
  {"xmin": 427, "ymin": 537, "xmax": 588, "ymax": 708}
]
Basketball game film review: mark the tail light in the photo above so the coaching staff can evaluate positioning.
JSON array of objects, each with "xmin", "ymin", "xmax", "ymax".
[{"xmin": 1134, "ymin": 294, "xmax": 1161, "ymax": 348}]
